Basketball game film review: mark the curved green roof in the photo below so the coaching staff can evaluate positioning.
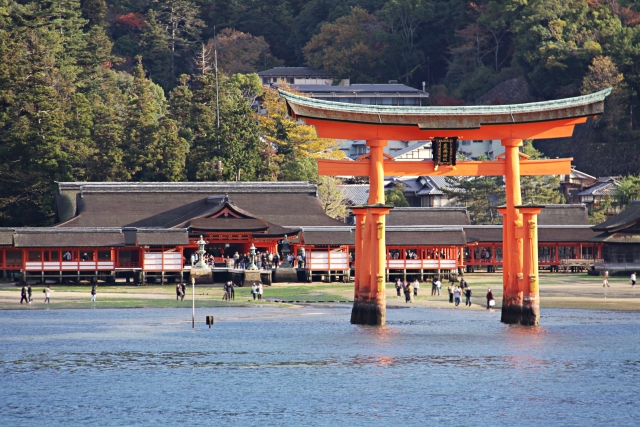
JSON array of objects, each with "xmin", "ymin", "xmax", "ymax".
[{"xmin": 279, "ymin": 88, "xmax": 612, "ymax": 129}]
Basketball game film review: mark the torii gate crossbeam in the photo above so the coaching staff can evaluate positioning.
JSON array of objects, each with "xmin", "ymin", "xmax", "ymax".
[{"xmin": 280, "ymin": 88, "xmax": 611, "ymax": 326}]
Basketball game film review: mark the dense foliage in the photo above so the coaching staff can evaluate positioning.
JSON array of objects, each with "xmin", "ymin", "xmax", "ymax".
[{"xmin": 4, "ymin": 0, "xmax": 640, "ymax": 226}]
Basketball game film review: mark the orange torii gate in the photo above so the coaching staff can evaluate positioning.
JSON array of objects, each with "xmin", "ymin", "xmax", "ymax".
[{"xmin": 280, "ymin": 88, "xmax": 611, "ymax": 326}]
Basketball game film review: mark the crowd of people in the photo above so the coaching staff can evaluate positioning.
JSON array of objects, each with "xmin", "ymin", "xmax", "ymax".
[{"xmin": 393, "ymin": 276, "xmax": 497, "ymax": 309}]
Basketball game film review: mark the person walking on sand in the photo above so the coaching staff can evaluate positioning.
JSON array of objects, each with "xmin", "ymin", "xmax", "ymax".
[
  {"xmin": 181, "ymin": 283, "xmax": 186, "ymax": 301},
  {"xmin": 44, "ymin": 285, "xmax": 51, "ymax": 304},
  {"xmin": 631, "ymin": 272, "xmax": 637, "ymax": 288},
  {"xmin": 603, "ymin": 271, "xmax": 610, "ymax": 287},
  {"xmin": 448, "ymin": 284, "xmax": 454, "ymax": 303},
  {"xmin": 20, "ymin": 285, "xmax": 28, "ymax": 304},
  {"xmin": 176, "ymin": 283, "xmax": 183, "ymax": 301},
  {"xmin": 395, "ymin": 278, "xmax": 402, "ymax": 297},
  {"xmin": 453, "ymin": 285, "xmax": 461, "ymax": 307},
  {"xmin": 413, "ymin": 278, "xmax": 419, "ymax": 297},
  {"xmin": 251, "ymin": 283, "xmax": 257, "ymax": 300},
  {"xmin": 27, "ymin": 285, "xmax": 32, "ymax": 303},
  {"xmin": 257, "ymin": 283, "xmax": 263, "ymax": 301},
  {"xmin": 229, "ymin": 281, "xmax": 235, "ymax": 300},
  {"xmin": 90, "ymin": 284, "xmax": 97, "ymax": 302},
  {"xmin": 486, "ymin": 288, "xmax": 494, "ymax": 309},
  {"xmin": 222, "ymin": 282, "xmax": 229, "ymax": 301},
  {"xmin": 431, "ymin": 277, "xmax": 437, "ymax": 296},
  {"xmin": 407, "ymin": 281, "xmax": 414, "ymax": 303},
  {"xmin": 465, "ymin": 286, "xmax": 472, "ymax": 307},
  {"xmin": 435, "ymin": 278, "xmax": 441, "ymax": 296}
]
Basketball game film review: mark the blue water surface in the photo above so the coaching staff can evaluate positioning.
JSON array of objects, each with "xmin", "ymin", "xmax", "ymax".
[{"xmin": 0, "ymin": 305, "xmax": 639, "ymax": 426}]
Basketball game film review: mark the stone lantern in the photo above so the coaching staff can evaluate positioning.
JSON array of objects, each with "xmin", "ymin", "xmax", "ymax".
[
  {"xmin": 248, "ymin": 243, "xmax": 258, "ymax": 270},
  {"xmin": 280, "ymin": 235, "xmax": 292, "ymax": 268},
  {"xmin": 195, "ymin": 235, "xmax": 208, "ymax": 268}
]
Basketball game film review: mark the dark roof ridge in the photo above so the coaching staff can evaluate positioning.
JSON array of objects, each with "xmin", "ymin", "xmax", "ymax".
[
  {"xmin": 57, "ymin": 181, "xmax": 317, "ymax": 194},
  {"xmin": 390, "ymin": 207, "xmax": 467, "ymax": 212}
]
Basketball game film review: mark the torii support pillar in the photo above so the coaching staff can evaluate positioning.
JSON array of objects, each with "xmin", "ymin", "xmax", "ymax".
[
  {"xmin": 351, "ymin": 140, "xmax": 392, "ymax": 326},
  {"xmin": 518, "ymin": 206, "xmax": 544, "ymax": 326}
]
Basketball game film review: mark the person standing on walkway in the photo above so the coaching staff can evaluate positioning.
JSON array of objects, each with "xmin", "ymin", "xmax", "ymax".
[
  {"xmin": 176, "ymin": 283, "xmax": 182, "ymax": 301},
  {"xmin": 413, "ymin": 278, "xmax": 419, "ymax": 297},
  {"xmin": 465, "ymin": 286, "xmax": 472, "ymax": 307},
  {"xmin": 90, "ymin": 284, "xmax": 97, "ymax": 302},
  {"xmin": 453, "ymin": 286, "xmax": 461, "ymax": 307},
  {"xmin": 486, "ymin": 288, "xmax": 494, "ymax": 309},
  {"xmin": 27, "ymin": 285, "xmax": 32, "ymax": 303},
  {"xmin": 257, "ymin": 283, "xmax": 263, "ymax": 301},
  {"xmin": 20, "ymin": 285, "xmax": 28, "ymax": 304},
  {"xmin": 631, "ymin": 272, "xmax": 636, "ymax": 288},
  {"xmin": 44, "ymin": 285, "xmax": 51, "ymax": 304}
]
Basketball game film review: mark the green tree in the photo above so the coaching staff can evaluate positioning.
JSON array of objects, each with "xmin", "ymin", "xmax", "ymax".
[
  {"xmin": 615, "ymin": 175, "xmax": 640, "ymax": 207},
  {"xmin": 385, "ymin": 186, "xmax": 410, "ymax": 207},
  {"xmin": 140, "ymin": 10, "xmax": 175, "ymax": 91},
  {"xmin": 520, "ymin": 141, "xmax": 563, "ymax": 205},
  {"xmin": 280, "ymin": 156, "xmax": 319, "ymax": 182},
  {"xmin": 442, "ymin": 163, "xmax": 505, "ymax": 225},
  {"xmin": 379, "ymin": 0, "xmax": 433, "ymax": 83},
  {"xmin": 303, "ymin": 7, "xmax": 387, "ymax": 83},
  {"xmin": 155, "ymin": 0, "xmax": 204, "ymax": 77}
]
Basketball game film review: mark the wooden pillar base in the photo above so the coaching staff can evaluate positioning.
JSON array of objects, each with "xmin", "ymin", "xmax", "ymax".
[
  {"xmin": 350, "ymin": 298, "xmax": 386, "ymax": 325},
  {"xmin": 500, "ymin": 298, "xmax": 522, "ymax": 324},
  {"xmin": 521, "ymin": 300, "xmax": 540, "ymax": 326}
]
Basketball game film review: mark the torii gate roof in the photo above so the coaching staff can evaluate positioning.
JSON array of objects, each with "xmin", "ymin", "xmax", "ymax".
[{"xmin": 279, "ymin": 88, "xmax": 612, "ymax": 140}]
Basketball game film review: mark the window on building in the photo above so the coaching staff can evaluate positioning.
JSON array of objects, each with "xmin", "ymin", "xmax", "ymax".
[
  {"xmin": 98, "ymin": 250, "xmax": 111, "ymax": 261},
  {"xmin": 262, "ymin": 78, "xmax": 269, "ymax": 84},
  {"xmin": 473, "ymin": 140, "xmax": 483, "ymax": 143},
  {"xmin": 6, "ymin": 250, "xmax": 21, "ymax": 265},
  {"xmin": 461, "ymin": 140, "xmax": 471, "ymax": 146},
  {"xmin": 28, "ymin": 251, "xmax": 41, "ymax": 261}
]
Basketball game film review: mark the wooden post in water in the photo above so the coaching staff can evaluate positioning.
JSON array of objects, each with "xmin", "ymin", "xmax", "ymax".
[{"xmin": 191, "ymin": 277, "xmax": 195, "ymax": 329}]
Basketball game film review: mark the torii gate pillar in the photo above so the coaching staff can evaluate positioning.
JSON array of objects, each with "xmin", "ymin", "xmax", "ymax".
[
  {"xmin": 351, "ymin": 140, "xmax": 392, "ymax": 326},
  {"xmin": 500, "ymin": 138, "xmax": 544, "ymax": 325}
]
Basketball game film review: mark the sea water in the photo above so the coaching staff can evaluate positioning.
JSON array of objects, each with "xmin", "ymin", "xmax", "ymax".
[{"xmin": 1, "ymin": 306, "xmax": 639, "ymax": 426}]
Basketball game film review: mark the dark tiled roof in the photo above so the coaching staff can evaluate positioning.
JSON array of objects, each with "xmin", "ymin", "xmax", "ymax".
[
  {"xmin": 56, "ymin": 182, "xmax": 344, "ymax": 228},
  {"xmin": 300, "ymin": 226, "xmax": 465, "ymax": 246},
  {"xmin": 593, "ymin": 201, "xmax": 640, "ymax": 232},
  {"xmin": 577, "ymin": 180, "xmax": 618, "ymax": 196},
  {"xmin": 302, "ymin": 230, "xmax": 354, "ymax": 245},
  {"xmin": 537, "ymin": 205, "xmax": 589, "ymax": 225},
  {"xmin": 13, "ymin": 228, "xmax": 125, "ymax": 247},
  {"xmin": 258, "ymin": 67, "xmax": 330, "ymax": 77},
  {"xmin": 136, "ymin": 229, "xmax": 189, "ymax": 246},
  {"xmin": 589, "ymin": 232, "xmax": 640, "ymax": 244},
  {"xmin": 387, "ymin": 208, "xmax": 470, "ymax": 226},
  {"xmin": 386, "ymin": 228, "xmax": 466, "ymax": 246},
  {"xmin": 463, "ymin": 225, "xmax": 598, "ymax": 243},
  {"xmin": 0, "ymin": 229, "xmax": 15, "ymax": 245},
  {"xmin": 338, "ymin": 185, "xmax": 369, "ymax": 205}
]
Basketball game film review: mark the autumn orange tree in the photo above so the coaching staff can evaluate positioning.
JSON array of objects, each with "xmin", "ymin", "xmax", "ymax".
[{"xmin": 257, "ymin": 83, "xmax": 344, "ymax": 180}]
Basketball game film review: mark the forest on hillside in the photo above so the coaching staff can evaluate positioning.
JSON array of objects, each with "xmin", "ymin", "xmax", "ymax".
[{"xmin": 2, "ymin": 0, "xmax": 640, "ymax": 226}]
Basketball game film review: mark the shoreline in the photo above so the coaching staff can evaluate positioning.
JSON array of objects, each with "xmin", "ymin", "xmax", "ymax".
[{"xmin": 1, "ymin": 272, "xmax": 639, "ymax": 312}]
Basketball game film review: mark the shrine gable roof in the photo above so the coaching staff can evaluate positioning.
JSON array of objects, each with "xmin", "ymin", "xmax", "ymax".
[
  {"xmin": 592, "ymin": 201, "xmax": 640, "ymax": 233},
  {"xmin": 56, "ymin": 182, "xmax": 345, "ymax": 229}
]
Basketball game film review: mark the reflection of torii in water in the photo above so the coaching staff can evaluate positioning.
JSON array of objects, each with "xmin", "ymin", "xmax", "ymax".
[{"xmin": 280, "ymin": 88, "xmax": 612, "ymax": 327}]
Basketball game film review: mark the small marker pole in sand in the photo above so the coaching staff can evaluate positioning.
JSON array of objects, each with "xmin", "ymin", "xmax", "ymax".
[{"xmin": 191, "ymin": 277, "xmax": 195, "ymax": 329}]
